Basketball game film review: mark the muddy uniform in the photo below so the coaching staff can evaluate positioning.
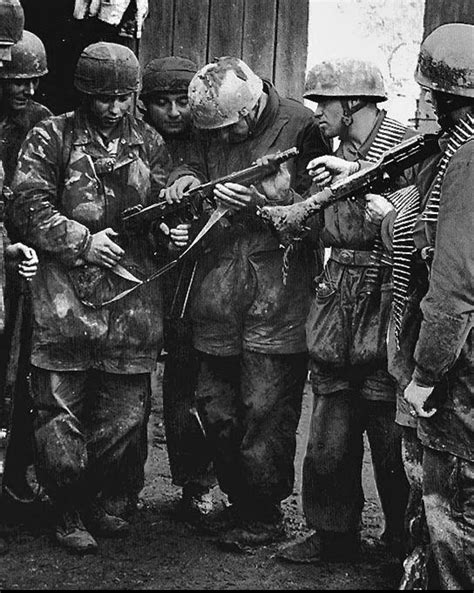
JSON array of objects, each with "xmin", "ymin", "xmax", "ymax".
[
  {"xmin": 303, "ymin": 110, "xmax": 410, "ymax": 544},
  {"xmin": 0, "ymin": 98, "xmax": 51, "ymax": 500},
  {"xmin": 388, "ymin": 114, "xmax": 474, "ymax": 589},
  {"xmin": 9, "ymin": 108, "xmax": 172, "ymax": 510},
  {"xmin": 190, "ymin": 81, "xmax": 329, "ymax": 522},
  {"xmin": 0, "ymin": 99, "xmax": 52, "ymax": 186},
  {"xmin": 157, "ymin": 131, "xmax": 216, "ymax": 497}
]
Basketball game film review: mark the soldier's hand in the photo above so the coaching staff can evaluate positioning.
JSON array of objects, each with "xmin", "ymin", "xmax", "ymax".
[
  {"xmin": 404, "ymin": 379, "xmax": 437, "ymax": 419},
  {"xmin": 160, "ymin": 175, "xmax": 201, "ymax": 204},
  {"xmin": 85, "ymin": 228, "xmax": 124, "ymax": 269},
  {"xmin": 307, "ymin": 155, "xmax": 360, "ymax": 186},
  {"xmin": 214, "ymin": 182, "xmax": 262, "ymax": 211},
  {"xmin": 7, "ymin": 243, "xmax": 39, "ymax": 280},
  {"xmin": 364, "ymin": 193, "xmax": 395, "ymax": 224},
  {"xmin": 260, "ymin": 163, "xmax": 291, "ymax": 204},
  {"xmin": 168, "ymin": 223, "xmax": 191, "ymax": 248}
]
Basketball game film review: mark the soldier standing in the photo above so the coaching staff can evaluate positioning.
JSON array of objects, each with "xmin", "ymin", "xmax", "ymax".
[
  {"xmin": 165, "ymin": 56, "xmax": 329, "ymax": 548},
  {"xmin": 0, "ymin": 30, "xmax": 51, "ymax": 505},
  {"xmin": 140, "ymin": 56, "xmax": 216, "ymax": 520},
  {"xmin": 396, "ymin": 24, "xmax": 473, "ymax": 589},
  {"xmin": 278, "ymin": 57, "xmax": 410, "ymax": 563},
  {"xmin": 8, "ymin": 42, "xmax": 183, "ymax": 554}
]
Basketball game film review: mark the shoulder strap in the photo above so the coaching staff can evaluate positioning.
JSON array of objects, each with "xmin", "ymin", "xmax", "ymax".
[{"xmin": 58, "ymin": 113, "xmax": 75, "ymax": 193}]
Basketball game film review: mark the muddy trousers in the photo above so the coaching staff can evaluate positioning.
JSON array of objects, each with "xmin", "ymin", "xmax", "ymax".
[
  {"xmin": 30, "ymin": 367, "xmax": 149, "ymax": 508},
  {"xmin": 423, "ymin": 447, "xmax": 474, "ymax": 590},
  {"xmin": 195, "ymin": 351, "xmax": 307, "ymax": 522},
  {"xmin": 163, "ymin": 319, "xmax": 215, "ymax": 492},
  {"xmin": 302, "ymin": 391, "xmax": 409, "ymax": 539}
]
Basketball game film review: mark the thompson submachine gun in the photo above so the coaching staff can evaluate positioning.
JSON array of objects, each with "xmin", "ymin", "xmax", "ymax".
[
  {"xmin": 258, "ymin": 133, "xmax": 440, "ymax": 246},
  {"xmin": 70, "ymin": 147, "xmax": 300, "ymax": 309},
  {"xmin": 121, "ymin": 146, "xmax": 300, "ymax": 233}
]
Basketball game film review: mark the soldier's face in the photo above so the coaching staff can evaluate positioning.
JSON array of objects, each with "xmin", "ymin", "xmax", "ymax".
[
  {"xmin": 89, "ymin": 93, "xmax": 133, "ymax": 131},
  {"xmin": 1, "ymin": 78, "xmax": 39, "ymax": 112},
  {"xmin": 314, "ymin": 99, "xmax": 345, "ymax": 138},
  {"xmin": 218, "ymin": 117, "xmax": 251, "ymax": 144},
  {"xmin": 146, "ymin": 92, "xmax": 190, "ymax": 137}
]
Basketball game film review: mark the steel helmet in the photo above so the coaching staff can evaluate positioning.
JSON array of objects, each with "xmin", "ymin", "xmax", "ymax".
[
  {"xmin": 304, "ymin": 57, "xmax": 387, "ymax": 102},
  {"xmin": 188, "ymin": 56, "xmax": 263, "ymax": 129},
  {"xmin": 0, "ymin": 30, "xmax": 48, "ymax": 79},
  {"xmin": 414, "ymin": 23, "xmax": 474, "ymax": 98},
  {"xmin": 141, "ymin": 56, "xmax": 197, "ymax": 96},
  {"xmin": 74, "ymin": 42, "xmax": 140, "ymax": 95},
  {"xmin": 0, "ymin": 0, "xmax": 24, "ymax": 46}
]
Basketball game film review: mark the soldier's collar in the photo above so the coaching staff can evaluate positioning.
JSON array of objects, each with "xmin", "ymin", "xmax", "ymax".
[{"xmin": 72, "ymin": 109, "xmax": 143, "ymax": 147}]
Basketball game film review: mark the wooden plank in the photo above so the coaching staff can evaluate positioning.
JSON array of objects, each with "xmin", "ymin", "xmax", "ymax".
[
  {"xmin": 139, "ymin": 0, "xmax": 174, "ymax": 66},
  {"xmin": 274, "ymin": 0, "xmax": 309, "ymax": 99},
  {"xmin": 423, "ymin": 0, "xmax": 474, "ymax": 37},
  {"xmin": 208, "ymin": 0, "xmax": 244, "ymax": 61},
  {"xmin": 242, "ymin": 0, "xmax": 276, "ymax": 81},
  {"xmin": 173, "ymin": 0, "xmax": 209, "ymax": 67}
]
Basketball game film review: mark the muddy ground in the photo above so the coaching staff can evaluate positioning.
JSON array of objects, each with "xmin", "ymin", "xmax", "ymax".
[{"xmin": 0, "ymin": 365, "xmax": 402, "ymax": 590}]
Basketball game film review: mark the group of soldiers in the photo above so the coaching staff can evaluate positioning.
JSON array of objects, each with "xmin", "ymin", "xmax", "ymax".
[{"xmin": 0, "ymin": 14, "xmax": 472, "ymax": 591}]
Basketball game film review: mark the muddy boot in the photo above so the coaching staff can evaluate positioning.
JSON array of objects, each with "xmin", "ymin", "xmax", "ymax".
[
  {"xmin": 175, "ymin": 485, "xmax": 214, "ymax": 522},
  {"xmin": 277, "ymin": 532, "xmax": 323, "ymax": 563},
  {"xmin": 218, "ymin": 519, "xmax": 287, "ymax": 550},
  {"xmin": 83, "ymin": 501, "xmax": 130, "ymax": 538},
  {"xmin": 277, "ymin": 531, "xmax": 360, "ymax": 563},
  {"xmin": 55, "ymin": 509, "xmax": 98, "ymax": 555},
  {"xmin": 193, "ymin": 504, "xmax": 240, "ymax": 535}
]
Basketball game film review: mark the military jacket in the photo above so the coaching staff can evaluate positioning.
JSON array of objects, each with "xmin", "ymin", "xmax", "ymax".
[
  {"xmin": 9, "ymin": 109, "xmax": 172, "ymax": 373},
  {"xmin": 187, "ymin": 82, "xmax": 330, "ymax": 355},
  {"xmin": 413, "ymin": 138, "xmax": 474, "ymax": 461},
  {"xmin": 306, "ymin": 111, "xmax": 414, "ymax": 378},
  {"xmin": 0, "ymin": 100, "xmax": 52, "ymax": 186}
]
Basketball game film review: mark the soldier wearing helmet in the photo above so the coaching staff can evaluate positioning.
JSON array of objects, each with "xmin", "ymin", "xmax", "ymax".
[
  {"xmin": 164, "ymin": 56, "xmax": 329, "ymax": 548},
  {"xmin": 8, "ymin": 41, "xmax": 186, "ymax": 555},
  {"xmin": 396, "ymin": 23, "xmax": 474, "ymax": 590},
  {"xmin": 140, "ymin": 56, "xmax": 216, "ymax": 522},
  {"xmin": 0, "ymin": 30, "xmax": 51, "ymax": 186},
  {"xmin": 0, "ymin": 29, "xmax": 49, "ymax": 512},
  {"xmin": 277, "ymin": 56, "xmax": 413, "ymax": 564}
]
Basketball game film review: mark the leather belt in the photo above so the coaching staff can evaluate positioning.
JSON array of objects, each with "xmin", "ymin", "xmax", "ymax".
[{"xmin": 330, "ymin": 247, "xmax": 391, "ymax": 267}]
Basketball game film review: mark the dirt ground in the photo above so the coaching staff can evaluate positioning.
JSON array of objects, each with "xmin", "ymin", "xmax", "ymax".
[{"xmin": 0, "ymin": 365, "xmax": 402, "ymax": 590}]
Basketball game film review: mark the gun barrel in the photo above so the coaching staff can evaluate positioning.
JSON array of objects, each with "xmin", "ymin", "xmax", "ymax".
[
  {"xmin": 185, "ymin": 146, "xmax": 300, "ymax": 199},
  {"xmin": 260, "ymin": 132, "xmax": 440, "ymax": 246}
]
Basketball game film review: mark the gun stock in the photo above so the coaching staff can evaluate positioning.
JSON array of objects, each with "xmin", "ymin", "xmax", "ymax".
[{"xmin": 259, "ymin": 134, "xmax": 440, "ymax": 246}]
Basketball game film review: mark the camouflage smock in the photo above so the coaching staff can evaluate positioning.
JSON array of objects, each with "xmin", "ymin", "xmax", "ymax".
[
  {"xmin": 9, "ymin": 108, "xmax": 172, "ymax": 373},
  {"xmin": 0, "ymin": 99, "xmax": 52, "ymax": 186}
]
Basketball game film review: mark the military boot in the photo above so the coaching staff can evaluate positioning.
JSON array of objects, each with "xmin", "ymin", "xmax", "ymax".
[
  {"xmin": 83, "ymin": 501, "xmax": 130, "ymax": 538},
  {"xmin": 55, "ymin": 508, "xmax": 98, "ymax": 555}
]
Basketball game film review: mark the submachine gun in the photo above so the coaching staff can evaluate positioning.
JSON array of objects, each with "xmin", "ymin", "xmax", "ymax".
[
  {"xmin": 121, "ymin": 146, "xmax": 299, "ymax": 233},
  {"xmin": 258, "ymin": 133, "xmax": 440, "ymax": 246},
  {"xmin": 70, "ymin": 147, "xmax": 299, "ymax": 309}
]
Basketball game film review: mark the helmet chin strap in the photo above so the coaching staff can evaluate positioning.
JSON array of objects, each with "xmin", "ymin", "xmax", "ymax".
[
  {"xmin": 341, "ymin": 99, "xmax": 367, "ymax": 127},
  {"xmin": 432, "ymin": 91, "xmax": 474, "ymax": 131}
]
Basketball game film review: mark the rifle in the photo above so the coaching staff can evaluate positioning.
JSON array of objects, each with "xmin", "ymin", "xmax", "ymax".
[
  {"xmin": 121, "ymin": 146, "xmax": 300, "ymax": 233},
  {"xmin": 70, "ymin": 147, "xmax": 300, "ymax": 308},
  {"xmin": 258, "ymin": 133, "xmax": 440, "ymax": 247}
]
